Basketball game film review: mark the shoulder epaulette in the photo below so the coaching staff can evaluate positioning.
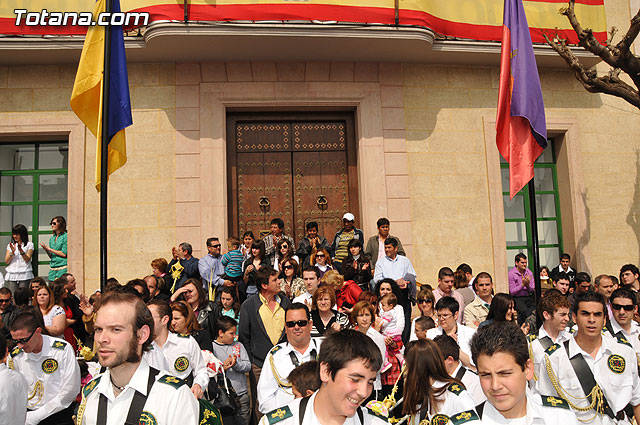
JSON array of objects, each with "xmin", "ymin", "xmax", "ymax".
[
  {"xmin": 366, "ymin": 407, "xmax": 388, "ymax": 422},
  {"xmin": 269, "ymin": 345, "xmax": 283, "ymax": 356},
  {"xmin": 528, "ymin": 334, "xmax": 538, "ymax": 343},
  {"xmin": 10, "ymin": 346, "xmax": 23, "ymax": 357},
  {"xmin": 266, "ymin": 406, "xmax": 292, "ymax": 424},
  {"xmin": 545, "ymin": 343, "xmax": 560, "ymax": 355},
  {"xmin": 177, "ymin": 333, "xmax": 190, "ymax": 338},
  {"xmin": 448, "ymin": 382, "xmax": 466, "ymax": 395},
  {"xmin": 82, "ymin": 376, "xmax": 101, "ymax": 398},
  {"xmin": 158, "ymin": 375, "xmax": 186, "ymax": 389},
  {"xmin": 569, "ymin": 327, "xmax": 576, "ymax": 334},
  {"xmin": 616, "ymin": 335, "xmax": 633, "ymax": 348},
  {"xmin": 451, "ymin": 410, "xmax": 479, "ymax": 425},
  {"xmin": 52, "ymin": 340, "xmax": 67, "ymax": 350},
  {"xmin": 541, "ymin": 395, "xmax": 570, "ymax": 410}
]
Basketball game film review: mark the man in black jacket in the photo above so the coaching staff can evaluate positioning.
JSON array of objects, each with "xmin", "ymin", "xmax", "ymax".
[{"xmin": 239, "ymin": 267, "xmax": 291, "ymax": 422}]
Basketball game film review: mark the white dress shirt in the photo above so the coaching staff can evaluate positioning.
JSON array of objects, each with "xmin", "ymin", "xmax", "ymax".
[
  {"xmin": 9, "ymin": 335, "xmax": 80, "ymax": 425},
  {"xmin": 480, "ymin": 392, "xmax": 578, "ymax": 424},
  {"xmin": 427, "ymin": 324, "xmax": 476, "ymax": 365},
  {"xmin": 536, "ymin": 334, "xmax": 640, "ymax": 424},
  {"xmin": 257, "ymin": 338, "xmax": 322, "ymax": 413},
  {"xmin": 0, "ymin": 362, "xmax": 28, "ymax": 425},
  {"xmin": 155, "ymin": 332, "xmax": 209, "ymax": 390},
  {"xmin": 259, "ymin": 391, "xmax": 389, "ymax": 425},
  {"xmin": 79, "ymin": 359, "xmax": 199, "ymax": 425}
]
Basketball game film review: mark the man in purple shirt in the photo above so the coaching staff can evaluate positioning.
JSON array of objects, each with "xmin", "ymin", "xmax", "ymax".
[{"xmin": 508, "ymin": 253, "xmax": 535, "ymax": 324}]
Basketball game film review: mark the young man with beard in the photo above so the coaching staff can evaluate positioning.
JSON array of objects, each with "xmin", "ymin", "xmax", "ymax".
[
  {"xmin": 537, "ymin": 291, "xmax": 640, "ymax": 424},
  {"xmin": 78, "ymin": 291, "xmax": 199, "ymax": 425},
  {"xmin": 259, "ymin": 329, "xmax": 386, "ymax": 425},
  {"xmin": 470, "ymin": 321, "xmax": 577, "ymax": 424},
  {"xmin": 9, "ymin": 311, "xmax": 80, "ymax": 425}
]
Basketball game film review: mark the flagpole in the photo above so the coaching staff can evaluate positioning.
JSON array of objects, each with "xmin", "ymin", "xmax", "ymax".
[
  {"xmin": 100, "ymin": 0, "xmax": 113, "ymax": 293},
  {"xmin": 527, "ymin": 178, "xmax": 542, "ymax": 302}
]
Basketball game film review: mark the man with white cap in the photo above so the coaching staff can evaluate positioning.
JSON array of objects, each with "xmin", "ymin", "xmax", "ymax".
[{"xmin": 329, "ymin": 212, "xmax": 364, "ymax": 274}]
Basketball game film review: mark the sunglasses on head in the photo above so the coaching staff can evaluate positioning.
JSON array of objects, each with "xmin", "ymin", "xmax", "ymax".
[
  {"xmin": 611, "ymin": 303, "xmax": 635, "ymax": 311},
  {"xmin": 13, "ymin": 328, "xmax": 37, "ymax": 345},
  {"xmin": 285, "ymin": 320, "xmax": 309, "ymax": 328}
]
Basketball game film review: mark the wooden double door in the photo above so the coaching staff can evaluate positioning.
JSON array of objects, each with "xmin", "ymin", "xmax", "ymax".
[{"xmin": 227, "ymin": 112, "xmax": 359, "ymax": 243}]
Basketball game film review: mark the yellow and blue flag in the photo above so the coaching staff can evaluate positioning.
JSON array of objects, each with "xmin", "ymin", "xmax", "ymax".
[{"xmin": 70, "ymin": 0, "xmax": 131, "ymax": 191}]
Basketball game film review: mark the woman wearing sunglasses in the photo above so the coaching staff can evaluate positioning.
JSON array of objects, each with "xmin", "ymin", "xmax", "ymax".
[
  {"xmin": 279, "ymin": 258, "xmax": 304, "ymax": 299},
  {"xmin": 39, "ymin": 216, "xmax": 67, "ymax": 281},
  {"xmin": 409, "ymin": 286, "xmax": 437, "ymax": 341},
  {"xmin": 310, "ymin": 247, "xmax": 333, "ymax": 279},
  {"xmin": 274, "ymin": 239, "xmax": 299, "ymax": 275}
]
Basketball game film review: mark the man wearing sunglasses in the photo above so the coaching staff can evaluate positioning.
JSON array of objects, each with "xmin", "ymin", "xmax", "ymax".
[
  {"xmin": 605, "ymin": 287, "xmax": 640, "ymax": 355},
  {"xmin": 0, "ymin": 287, "xmax": 19, "ymax": 339},
  {"xmin": 257, "ymin": 303, "xmax": 322, "ymax": 414},
  {"xmin": 9, "ymin": 311, "xmax": 80, "ymax": 425},
  {"xmin": 537, "ymin": 290, "xmax": 640, "ymax": 424},
  {"xmin": 198, "ymin": 237, "xmax": 224, "ymax": 299}
]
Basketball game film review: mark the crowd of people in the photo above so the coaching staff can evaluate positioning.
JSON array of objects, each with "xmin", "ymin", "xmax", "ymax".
[{"xmin": 2, "ymin": 213, "xmax": 640, "ymax": 424}]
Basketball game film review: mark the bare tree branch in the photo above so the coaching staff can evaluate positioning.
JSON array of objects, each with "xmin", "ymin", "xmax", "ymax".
[{"xmin": 545, "ymin": 1, "xmax": 640, "ymax": 109}]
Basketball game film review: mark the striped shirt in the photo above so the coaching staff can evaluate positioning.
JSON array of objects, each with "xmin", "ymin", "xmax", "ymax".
[{"xmin": 221, "ymin": 248, "xmax": 244, "ymax": 278}]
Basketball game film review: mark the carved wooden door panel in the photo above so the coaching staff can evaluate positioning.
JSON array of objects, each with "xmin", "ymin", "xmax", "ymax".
[
  {"xmin": 227, "ymin": 112, "xmax": 358, "ymax": 244},
  {"xmin": 236, "ymin": 152, "xmax": 293, "ymax": 239}
]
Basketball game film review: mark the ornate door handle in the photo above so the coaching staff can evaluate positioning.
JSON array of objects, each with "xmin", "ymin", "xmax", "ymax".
[
  {"xmin": 317, "ymin": 195, "xmax": 328, "ymax": 209},
  {"xmin": 259, "ymin": 196, "xmax": 270, "ymax": 210}
]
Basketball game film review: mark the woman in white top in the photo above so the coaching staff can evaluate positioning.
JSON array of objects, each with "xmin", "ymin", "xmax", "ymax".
[
  {"xmin": 401, "ymin": 339, "xmax": 479, "ymax": 425},
  {"xmin": 4, "ymin": 224, "xmax": 34, "ymax": 294},
  {"xmin": 33, "ymin": 284, "xmax": 66, "ymax": 337},
  {"xmin": 351, "ymin": 300, "xmax": 386, "ymax": 399},
  {"xmin": 273, "ymin": 238, "xmax": 299, "ymax": 274}
]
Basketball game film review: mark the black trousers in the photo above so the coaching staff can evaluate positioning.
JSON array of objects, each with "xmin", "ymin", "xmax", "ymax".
[{"xmin": 38, "ymin": 405, "xmax": 74, "ymax": 425}]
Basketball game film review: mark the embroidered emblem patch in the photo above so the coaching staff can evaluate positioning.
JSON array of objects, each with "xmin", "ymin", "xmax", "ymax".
[
  {"xmin": 451, "ymin": 410, "xmax": 479, "ymax": 425},
  {"xmin": 447, "ymin": 382, "xmax": 465, "ymax": 395},
  {"xmin": 431, "ymin": 414, "xmax": 450, "ymax": 425},
  {"xmin": 83, "ymin": 376, "xmax": 101, "ymax": 397},
  {"xmin": 139, "ymin": 411, "xmax": 157, "ymax": 425},
  {"xmin": 608, "ymin": 354, "xmax": 625, "ymax": 373},
  {"xmin": 542, "ymin": 396, "xmax": 569, "ymax": 409},
  {"xmin": 158, "ymin": 375, "xmax": 185, "ymax": 389},
  {"xmin": 267, "ymin": 406, "xmax": 292, "ymax": 424},
  {"xmin": 174, "ymin": 356, "xmax": 190, "ymax": 372},
  {"xmin": 42, "ymin": 358, "xmax": 58, "ymax": 374}
]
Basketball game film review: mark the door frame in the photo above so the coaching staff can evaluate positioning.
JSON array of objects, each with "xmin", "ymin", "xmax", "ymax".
[{"xmin": 226, "ymin": 111, "xmax": 359, "ymax": 241}]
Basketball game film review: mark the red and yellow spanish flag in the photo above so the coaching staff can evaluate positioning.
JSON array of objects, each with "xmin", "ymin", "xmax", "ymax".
[{"xmin": 70, "ymin": 0, "xmax": 132, "ymax": 191}]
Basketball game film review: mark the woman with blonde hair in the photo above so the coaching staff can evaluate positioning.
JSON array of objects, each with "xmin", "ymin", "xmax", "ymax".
[
  {"xmin": 310, "ymin": 247, "xmax": 333, "ymax": 279},
  {"xmin": 170, "ymin": 300, "xmax": 213, "ymax": 351},
  {"xmin": 401, "ymin": 339, "xmax": 477, "ymax": 424}
]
